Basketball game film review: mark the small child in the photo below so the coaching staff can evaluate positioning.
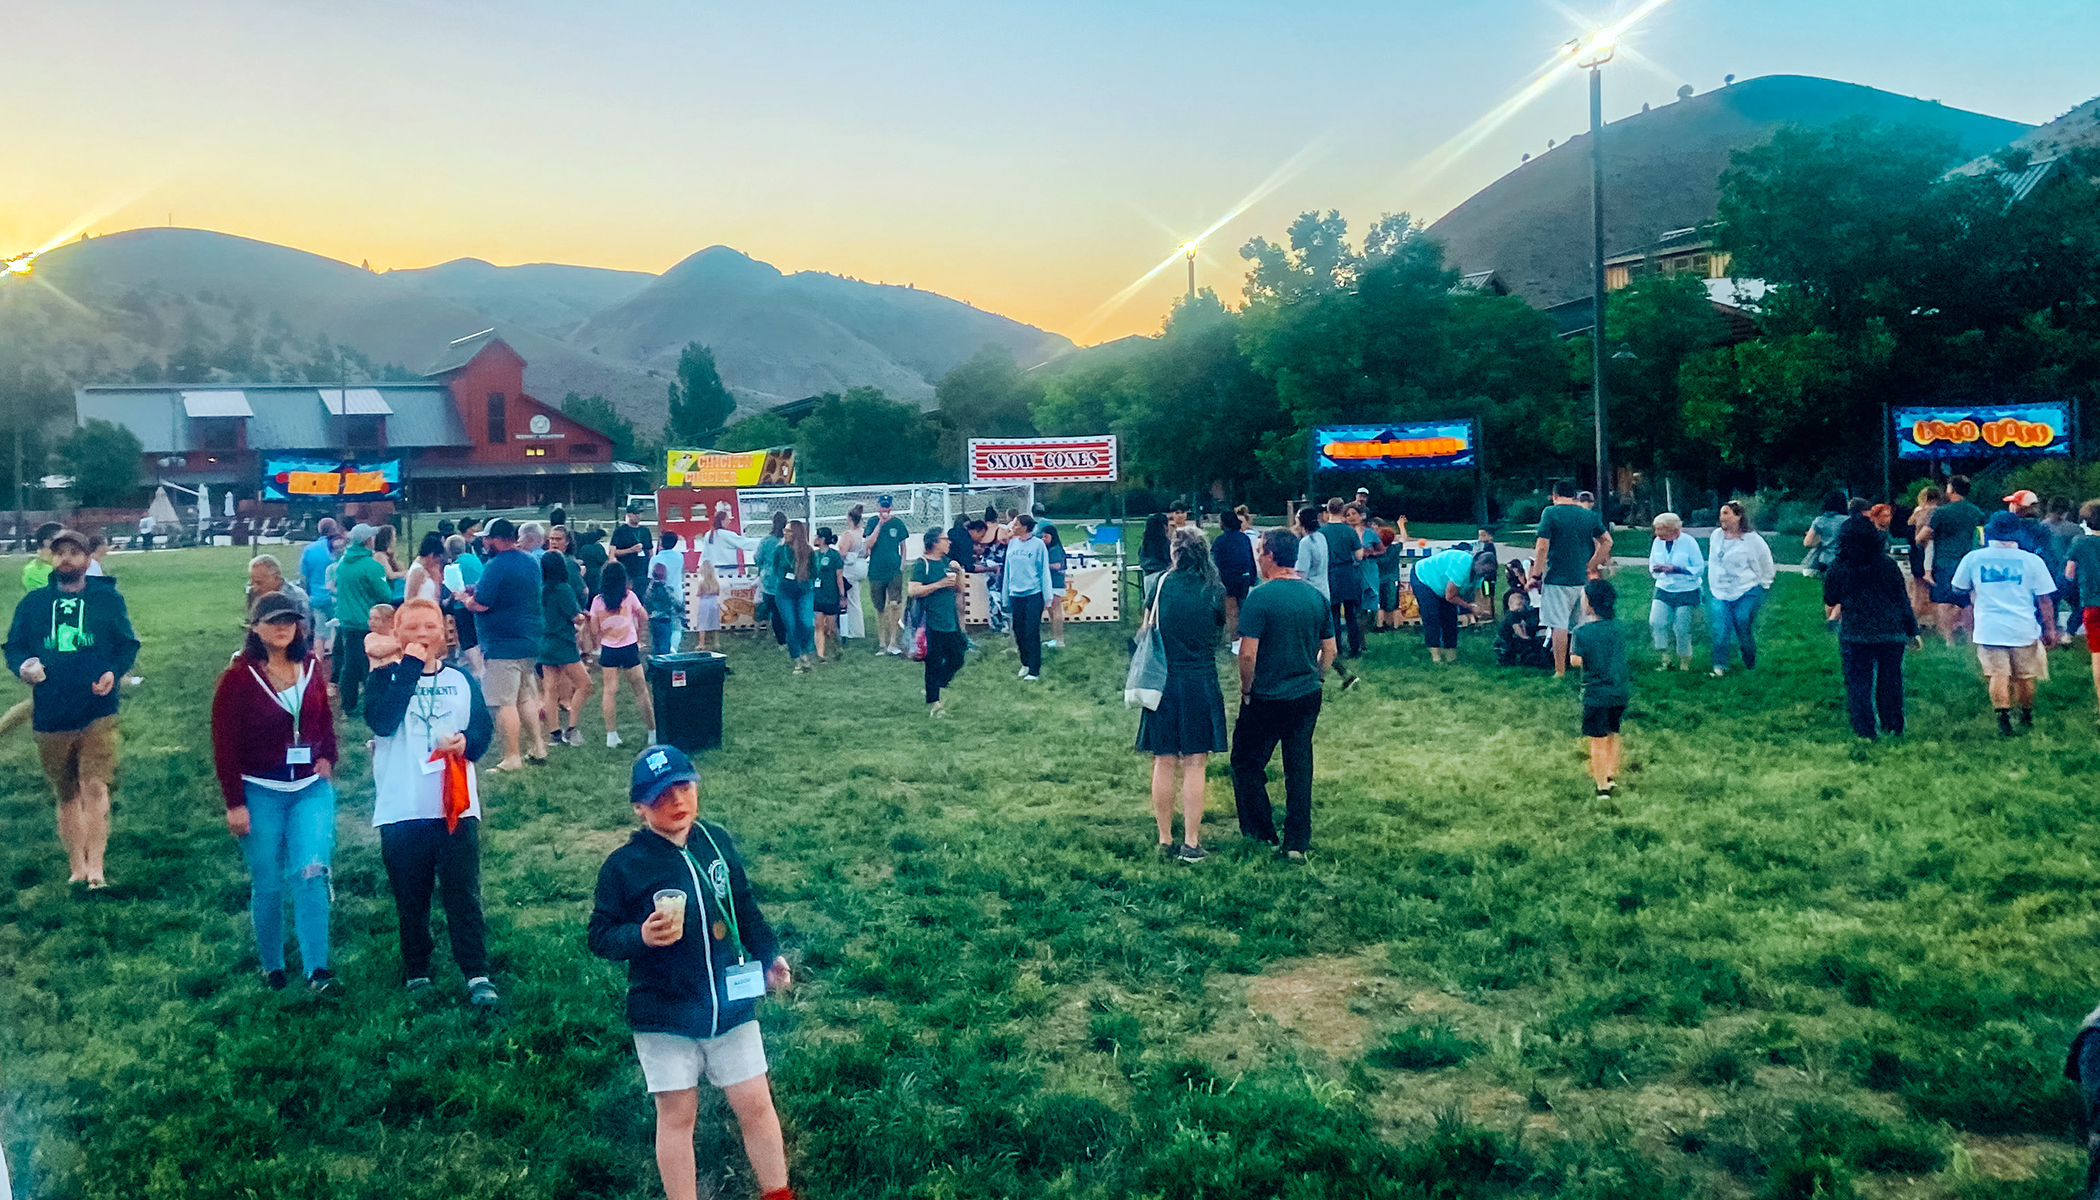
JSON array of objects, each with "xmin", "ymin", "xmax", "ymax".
[
  {"xmin": 645, "ymin": 563, "xmax": 682, "ymax": 656},
  {"xmin": 1569, "ymin": 579, "xmax": 1631, "ymax": 798},
  {"xmin": 690, "ymin": 559, "xmax": 722, "ymax": 652},
  {"xmin": 364, "ymin": 602, "xmax": 403, "ymax": 666},
  {"xmin": 1494, "ymin": 589, "xmax": 1549, "ymax": 668},
  {"xmin": 589, "ymin": 746, "xmax": 796, "ymax": 1200}
]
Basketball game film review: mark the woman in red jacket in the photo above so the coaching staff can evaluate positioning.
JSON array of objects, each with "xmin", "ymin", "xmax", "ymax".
[{"xmin": 211, "ymin": 591, "xmax": 340, "ymax": 992}]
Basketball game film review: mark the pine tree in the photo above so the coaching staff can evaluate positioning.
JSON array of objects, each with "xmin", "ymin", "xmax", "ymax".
[{"xmin": 663, "ymin": 343, "xmax": 735, "ymax": 447}]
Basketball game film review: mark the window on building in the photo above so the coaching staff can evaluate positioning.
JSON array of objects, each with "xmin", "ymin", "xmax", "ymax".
[
  {"xmin": 192, "ymin": 417, "xmax": 240, "ymax": 450},
  {"xmin": 568, "ymin": 443, "xmax": 600, "ymax": 457},
  {"xmin": 344, "ymin": 415, "xmax": 384, "ymax": 447},
  {"xmin": 487, "ymin": 393, "xmax": 506, "ymax": 443},
  {"xmin": 525, "ymin": 447, "xmax": 547, "ymax": 458}
]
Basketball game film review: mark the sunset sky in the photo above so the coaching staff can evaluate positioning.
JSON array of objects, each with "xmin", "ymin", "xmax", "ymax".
[{"xmin": 4, "ymin": 0, "xmax": 2095, "ymax": 343}]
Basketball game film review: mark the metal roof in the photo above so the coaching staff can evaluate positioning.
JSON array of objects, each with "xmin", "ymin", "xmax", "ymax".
[
  {"xmin": 181, "ymin": 390, "xmax": 254, "ymax": 417},
  {"xmin": 319, "ymin": 387, "xmax": 394, "ymax": 415},
  {"xmin": 423, "ymin": 329, "xmax": 502, "ymax": 376},
  {"xmin": 76, "ymin": 382, "xmax": 471, "ymax": 451},
  {"xmin": 408, "ymin": 460, "xmax": 644, "ymax": 480}
]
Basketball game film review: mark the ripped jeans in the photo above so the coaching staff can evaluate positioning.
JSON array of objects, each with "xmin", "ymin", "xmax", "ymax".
[{"xmin": 239, "ymin": 777, "xmax": 337, "ymax": 975}]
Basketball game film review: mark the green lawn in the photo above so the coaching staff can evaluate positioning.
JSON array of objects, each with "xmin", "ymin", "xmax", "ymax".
[{"xmin": 2, "ymin": 547, "xmax": 2092, "ymax": 1199}]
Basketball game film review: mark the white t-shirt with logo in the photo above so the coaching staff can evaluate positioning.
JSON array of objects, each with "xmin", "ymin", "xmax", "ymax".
[
  {"xmin": 370, "ymin": 663, "xmax": 481, "ymax": 826},
  {"xmin": 1951, "ymin": 542, "xmax": 2054, "ymax": 647}
]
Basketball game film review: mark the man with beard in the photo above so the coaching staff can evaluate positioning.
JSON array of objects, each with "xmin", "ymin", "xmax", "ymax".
[{"xmin": 5, "ymin": 529, "xmax": 140, "ymax": 888}]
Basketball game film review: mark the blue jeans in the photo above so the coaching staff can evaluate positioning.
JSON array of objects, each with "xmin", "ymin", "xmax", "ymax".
[
  {"xmin": 648, "ymin": 617, "xmax": 679, "ymax": 657},
  {"xmin": 1708, "ymin": 587, "xmax": 1766, "ymax": 671},
  {"xmin": 775, "ymin": 582, "xmax": 816, "ymax": 660},
  {"xmin": 239, "ymin": 777, "xmax": 337, "ymax": 975}
]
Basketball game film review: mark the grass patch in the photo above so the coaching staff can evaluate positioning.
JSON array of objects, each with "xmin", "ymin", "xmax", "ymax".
[{"xmin": 1, "ymin": 546, "xmax": 2094, "ymax": 1197}]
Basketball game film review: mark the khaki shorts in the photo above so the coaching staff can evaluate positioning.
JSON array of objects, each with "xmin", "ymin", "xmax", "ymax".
[
  {"xmin": 36, "ymin": 714, "xmax": 120, "ymax": 801},
  {"xmin": 634, "ymin": 1021, "xmax": 768, "ymax": 1092},
  {"xmin": 1977, "ymin": 641, "xmax": 2048, "ymax": 681},
  {"xmin": 1537, "ymin": 584, "xmax": 1589, "ymax": 632},
  {"xmin": 481, "ymin": 658, "xmax": 541, "ymax": 708}
]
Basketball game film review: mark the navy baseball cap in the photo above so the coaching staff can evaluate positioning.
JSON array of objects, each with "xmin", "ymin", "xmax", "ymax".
[
  {"xmin": 631, "ymin": 744, "xmax": 699, "ymax": 807},
  {"xmin": 877, "ymin": 494, "xmax": 894, "ymax": 508}
]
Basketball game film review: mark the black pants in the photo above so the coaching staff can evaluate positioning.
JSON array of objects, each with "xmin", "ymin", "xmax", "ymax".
[
  {"xmin": 1011, "ymin": 593, "xmax": 1045, "ymax": 675},
  {"xmin": 334, "ymin": 628, "xmax": 370, "ymax": 714},
  {"xmin": 379, "ymin": 817, "xmax": 488, "ymax": 980},
  {"xmin": 1231, "ymin": 690, "xmax": 1322, "ymax": 851},
  {"xmin": 924, "ymin": 629, "xmax": 966, "ymax": 703},
  {"xmin": 1413, "ymin": 580, "xmax": 1460, "ymax": 649},
  {"xmin": 1839, "ymin": 640, "xmax": 1905, "ymax": 738},
  {"xmin": 760, "ymin": 592, "xmax": 786, "ymax": 645},
  {"xmin": 1331, "ymin": 594, "xmax": 1363, "ymax": 657}
]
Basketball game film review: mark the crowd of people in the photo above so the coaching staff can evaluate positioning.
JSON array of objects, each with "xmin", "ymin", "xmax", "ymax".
[{"xmin": 14, "ymin": 472, "xmax": 2100, "ymax": 1200}]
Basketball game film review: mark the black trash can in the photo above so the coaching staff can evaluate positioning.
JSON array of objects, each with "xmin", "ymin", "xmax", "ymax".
[{"xmin": 647, "ymin": 652, "xmax": 728, "ymax": 753}]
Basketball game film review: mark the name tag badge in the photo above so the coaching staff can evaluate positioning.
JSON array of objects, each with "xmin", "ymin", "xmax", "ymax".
[
  {"xmin": 723, "ymin": 960, "xmax": 766, "ymax": 1001},
  {"xmin": 285, "ymin": 745, "xmax": 313, "ymax": 766},
  {"xmin": 421, "ymin": 755, "xmax": 446, "ymax": 775}
]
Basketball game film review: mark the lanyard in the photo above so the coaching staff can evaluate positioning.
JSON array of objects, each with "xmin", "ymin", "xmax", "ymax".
[
  {"xmin": 249, "ymin": 659, "xmax": 312, "ymax": 745},
  {"xmin": 680, "ymin": 826, "xmax": 744, "ymax": 963},
  {"xmin": 412, "ymin": 670, "xmax": 447, "ymax": 753}
]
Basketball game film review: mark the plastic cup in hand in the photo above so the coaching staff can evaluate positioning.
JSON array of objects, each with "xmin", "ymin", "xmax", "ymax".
[{"xmin": 652, "ymin": 889, "xmax": 687, "ymax": 940}]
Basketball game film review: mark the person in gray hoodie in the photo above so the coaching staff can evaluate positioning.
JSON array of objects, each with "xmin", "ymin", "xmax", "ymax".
[{"xmin": 331, "ymin": 524, "xmax": 393, "ymax": 714}]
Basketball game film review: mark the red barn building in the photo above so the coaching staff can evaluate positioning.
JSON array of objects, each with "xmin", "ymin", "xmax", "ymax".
[{"xmin": 76, "ymin": 330, "xmax": 642, "ymax": 512}]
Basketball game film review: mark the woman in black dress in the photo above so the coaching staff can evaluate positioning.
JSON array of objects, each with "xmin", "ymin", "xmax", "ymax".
[{"xmin": 1137, "ymin": 526, "xmax": 1228, "ymax": 863}]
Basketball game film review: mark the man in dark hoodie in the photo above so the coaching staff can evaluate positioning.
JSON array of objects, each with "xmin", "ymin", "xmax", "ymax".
[
  {"xmin": 589, "ymin": 745, "xmax": 796, "ymax": 1200},
  {"xmin": 6, "ymin": 528, "xmax": 140, "ymax": 887}
]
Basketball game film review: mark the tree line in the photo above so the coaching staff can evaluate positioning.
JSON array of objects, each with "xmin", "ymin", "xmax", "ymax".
[{"xmin": 651, "ymin": 119, "xmax": 2098, "ymax": 518}]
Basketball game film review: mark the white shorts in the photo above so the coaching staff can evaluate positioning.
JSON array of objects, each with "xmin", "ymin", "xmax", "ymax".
[
  {"xmin": 634, "ymin": 1020, "xmax": 768, "ymax": 1092},
  {"xmin": 1537, "ymin": 584, "xmax": 1589, "ymax": 632}
]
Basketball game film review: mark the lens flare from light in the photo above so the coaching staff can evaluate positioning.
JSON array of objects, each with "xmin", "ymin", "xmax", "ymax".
[
  {"xmin": 1392, "ymin": 0, "xmax": 1674, "ymax": 200},
  {"xmin": 1074, "ymin": 135, "xmax": 1333, "ymax": 338}
]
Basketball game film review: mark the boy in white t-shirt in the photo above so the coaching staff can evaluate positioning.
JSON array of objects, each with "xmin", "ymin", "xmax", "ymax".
[
  {"xmin": 363, "ymin": 597, "xmax": 499, "ymax": 1004},
  {"xmin": 1952, "ymin": 511, "xmax": 2060, "ymax": 737}
]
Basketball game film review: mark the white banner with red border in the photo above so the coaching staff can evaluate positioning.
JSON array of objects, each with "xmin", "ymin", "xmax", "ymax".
[{"xmin": 967, "ymin": 436, "xmax": 1118, "ymax": 485}]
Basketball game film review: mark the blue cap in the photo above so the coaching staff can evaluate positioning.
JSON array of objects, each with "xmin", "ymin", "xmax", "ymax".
[
  {"xmin": 630, "ymin": 744, "xmax": 699, "ymax": 806},
  {"xmin": 1984, "ymin": 510, "xmax": 2023, "ymax": 541},
  {"xmin": 877, "ymin": 493, "xmax": 894, "ymax": 507}
]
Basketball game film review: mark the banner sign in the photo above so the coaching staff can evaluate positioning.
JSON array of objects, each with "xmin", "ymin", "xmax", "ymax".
[
  {"xmin": 967, "ymin": 436, "xmax": 1117, "ymax": 484},
  {"xmin": 1893, "ymin": 403, "xmax": 2070, "ymax": 459},
  {"xmin": 960, "ymin": 564, "xmax": 1119, "ymax": 625},
  {"xmin": 666, "ymin": 447, "xmax": 797, "ymax": 487},
  {"xmin": 1312, "ymin": 421, "xmax": 1478, "ymax": 471},
  {"xmin": 262, "ymin": 457, "xmax": 402, "ymax": 501}
]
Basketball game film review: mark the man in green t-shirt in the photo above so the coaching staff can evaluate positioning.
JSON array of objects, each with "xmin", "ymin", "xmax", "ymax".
[
  {"xmin": 1527, "ymin": 481, "xmax": 1612, "ymax": 678},
  {"xmin": 1919, "ymin": 474, "xmax": 1984, "ymax": 646},
  {"xmin": 862, "ymin": 495, "xmax": 913, "ymax": 656},
  {"xmin": 1231, "ymin": 528, "xmax": 1337, "ymax": 862}
]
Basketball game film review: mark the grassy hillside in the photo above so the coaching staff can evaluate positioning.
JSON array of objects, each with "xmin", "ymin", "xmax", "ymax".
[{"xmin": 0, "ymin": 547, "xmax": 2090, "ymax": 1198}]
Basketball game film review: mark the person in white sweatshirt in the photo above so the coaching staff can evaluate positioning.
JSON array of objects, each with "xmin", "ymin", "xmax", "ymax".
[
  {"xmin": 363, "ymin": 597, "xmax": 499, "ymax": 1006},
  {"xmin": 1706, "ymin": 501, "xmax": 1777, "ymax": 676}
]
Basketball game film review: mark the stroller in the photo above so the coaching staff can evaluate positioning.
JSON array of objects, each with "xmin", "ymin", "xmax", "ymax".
[{"xmin": 1495, "ymin": 559, "xmax": 1553, "ymax": 669}]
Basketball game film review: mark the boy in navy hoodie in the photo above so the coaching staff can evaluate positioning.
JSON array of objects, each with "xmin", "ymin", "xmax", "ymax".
[{"xmin": 589, "ymin": 746, "xmax": 795, "ymax": 1200}]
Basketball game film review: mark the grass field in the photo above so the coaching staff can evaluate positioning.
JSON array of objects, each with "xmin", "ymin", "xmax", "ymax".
[{"xmin": 2, "ymin": 546, "xmax": 2095, "ymax": 1199}]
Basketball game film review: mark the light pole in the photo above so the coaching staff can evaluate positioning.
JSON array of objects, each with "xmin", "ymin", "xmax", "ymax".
[
  {"xmin": 1565, "ymin": 32, "xmax": 1615, "ymax": 516},
  {"xmin": 1179, "ymin": 240, "xmax": 1199, "ymax": 301}
]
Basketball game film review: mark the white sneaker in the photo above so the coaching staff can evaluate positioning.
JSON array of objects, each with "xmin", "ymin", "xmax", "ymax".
[
  {"xmin": 1044, "ymin": 640, "xmax": 1062, "ymax": 649},
  {"xmin": 606, "ymin": 731, "xmax": 623, "ymax": 748},
  {"xmin": 1018, "ymin": 667, "xmax": 1030, "ymax": 678},
  {"xmin": 1022, "ymin": 674, "xmax": 1039, "ymax": 683}
]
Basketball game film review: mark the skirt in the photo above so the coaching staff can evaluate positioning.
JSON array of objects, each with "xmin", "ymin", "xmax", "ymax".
[
  {"xmin": 691, "ymin": 594, "xmax": 722, "ymax": 632},
  {"xmin": 1135, "ymin": 667, "xmax": 1229, "ymax": 756}
]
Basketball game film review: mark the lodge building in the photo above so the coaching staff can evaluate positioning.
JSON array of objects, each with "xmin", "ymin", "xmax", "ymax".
[{"xmin": 75, "ymin": 331, "xmax": 643, "ymax": 511}]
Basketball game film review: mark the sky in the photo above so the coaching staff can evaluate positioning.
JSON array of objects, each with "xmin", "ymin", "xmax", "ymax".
[{"xmin": 3, "ymin": 0, "xmax": 2096, "ymax": 343}]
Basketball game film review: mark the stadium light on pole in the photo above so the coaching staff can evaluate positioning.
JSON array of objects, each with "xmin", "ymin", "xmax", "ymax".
[
  {"xmin": 1564, "ymin": 29, "xmax": 1617, "ymax": 514},
  {"xmin": 1179, "ymin": 240, "xmax": 1200, "ymax": 300}
]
